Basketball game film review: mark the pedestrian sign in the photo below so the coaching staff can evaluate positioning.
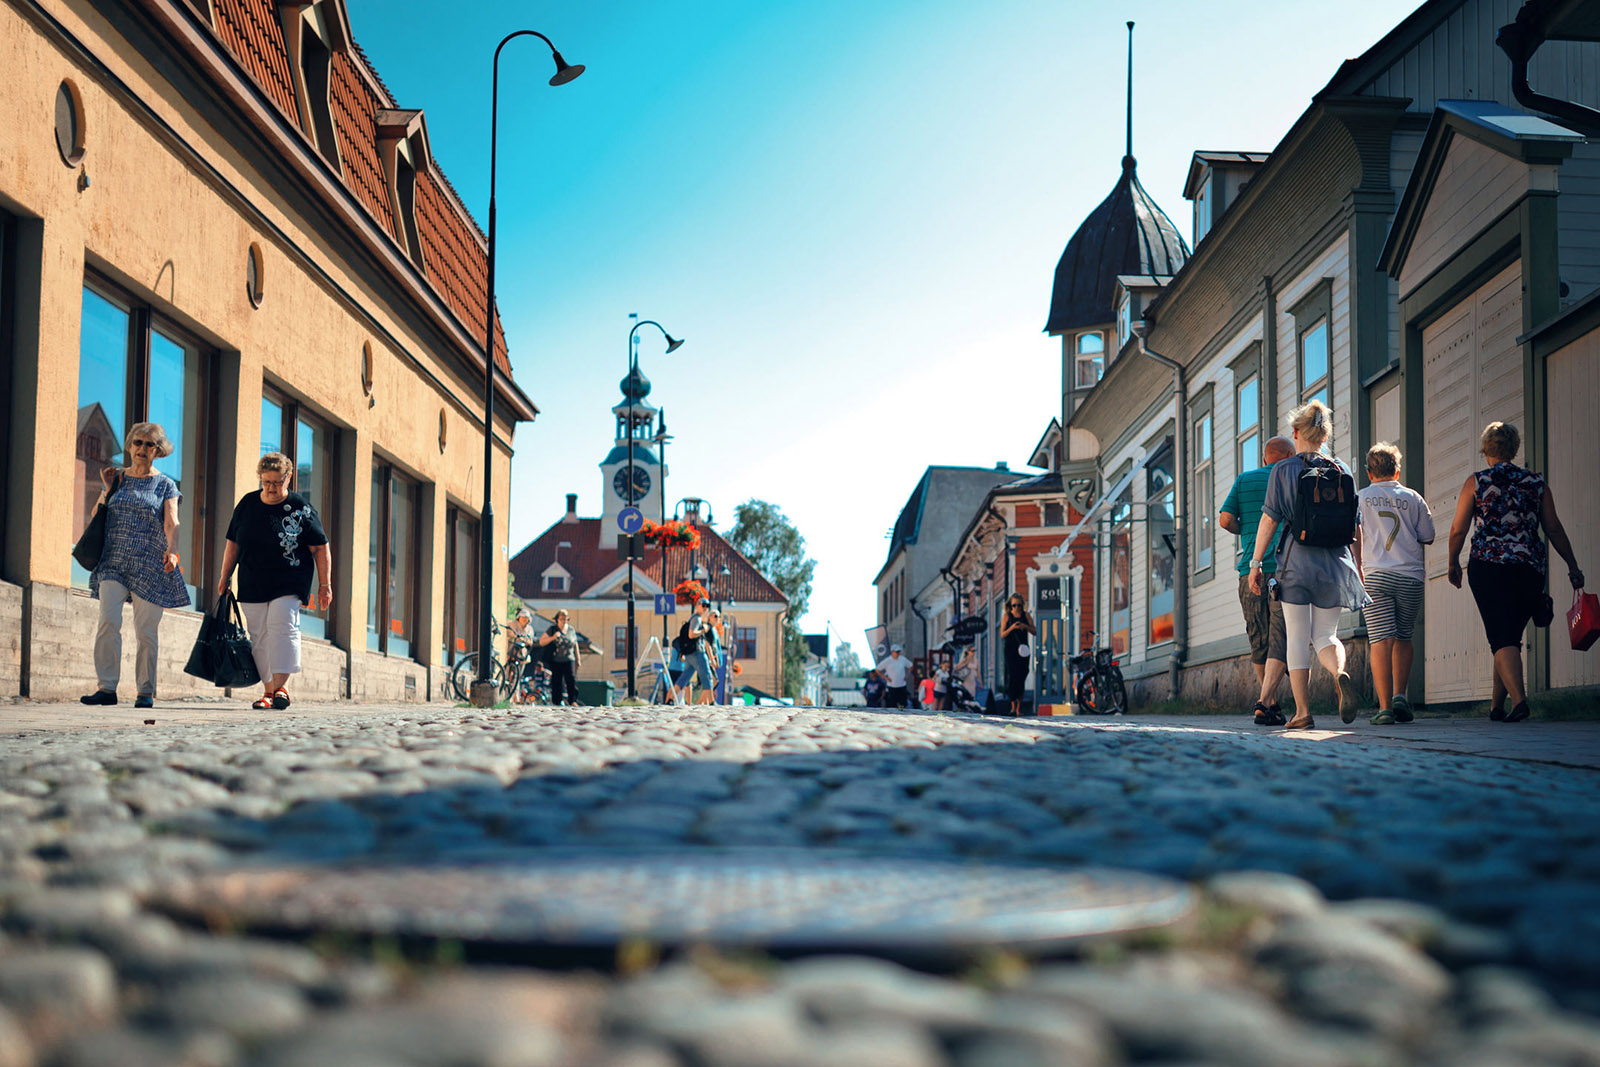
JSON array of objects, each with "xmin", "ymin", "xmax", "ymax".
[
  {"xmin": 653, "ymin": 593, "xmax": 677, "ymax": 615},
  {"xmin": 617, "ymin": 506, "xmax": 645, "ymax": 534}
]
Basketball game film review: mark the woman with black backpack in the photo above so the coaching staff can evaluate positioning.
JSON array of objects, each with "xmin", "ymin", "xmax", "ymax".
[{"xmin": 1247, "ymin": 400, "xmax": 1370, "ymax": 729}]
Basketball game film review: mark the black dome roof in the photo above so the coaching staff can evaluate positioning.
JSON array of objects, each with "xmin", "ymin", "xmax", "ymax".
[{"xmin": 1045, "ymin": 157, "xmax": 1189, "ymax": 335}]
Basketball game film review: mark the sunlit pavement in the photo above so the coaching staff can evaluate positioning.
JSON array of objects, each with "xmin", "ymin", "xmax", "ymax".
[{"xmin": 2, "ymin": 700, "xmax": 1598, "ymax": 1065}]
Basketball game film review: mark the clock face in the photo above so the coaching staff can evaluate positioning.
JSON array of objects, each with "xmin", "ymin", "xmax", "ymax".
[{"xmin": 612, "ymin": 465, "xmax": 652, "ymax": 503}]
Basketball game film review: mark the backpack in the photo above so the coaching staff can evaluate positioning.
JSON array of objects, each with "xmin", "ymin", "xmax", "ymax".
[
  {"xmin": 1288, "ymin": 455, "xmax": 1357, "ymax": 549},
  {"xmin": 676, "ymin": 619, "xmax": 700, "ymax": 655}
]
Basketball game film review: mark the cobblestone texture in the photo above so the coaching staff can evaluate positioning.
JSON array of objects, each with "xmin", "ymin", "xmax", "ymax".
[{"xmin": 2, "ymin": 701, "xmax": 1599, "ymax": 1065}]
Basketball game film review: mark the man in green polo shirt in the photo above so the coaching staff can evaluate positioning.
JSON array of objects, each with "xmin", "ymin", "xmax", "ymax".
[{"xmin": 1219, "ymin": 435, "xmax": 1293, "ymax": 725}]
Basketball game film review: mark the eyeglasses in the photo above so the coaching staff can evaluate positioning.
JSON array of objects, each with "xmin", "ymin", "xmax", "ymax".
[
  {"xmin": 259, "ymin": 477, "xmax": 286, "ymax": 489},
  {"xmin": 129, "ymin": 439, "xmax": 155, "ymax": 449}
]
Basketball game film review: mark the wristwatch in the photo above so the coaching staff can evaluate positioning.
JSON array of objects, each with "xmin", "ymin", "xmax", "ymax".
[{"xmin": 1248, "ymin": 560, "xmax": 1263, "ymax": 569}]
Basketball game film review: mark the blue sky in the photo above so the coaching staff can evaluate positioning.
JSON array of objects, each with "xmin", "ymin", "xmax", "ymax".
[{"xmin": 350, "ymin": 0, "xmax": 1414, "ymax": 652}]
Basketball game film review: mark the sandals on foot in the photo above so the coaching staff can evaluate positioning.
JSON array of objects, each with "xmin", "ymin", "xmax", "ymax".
[
  {"xmin": 250, "ymin": 696, "xmax": 273, "ymax": 709},
  {"xmin": 1252, "ymin": 702, "xmax": 1287, "ymax": 726},
  {"xmin": 271, "ymin": 688, "xmax": 291, "ymax": 710}
]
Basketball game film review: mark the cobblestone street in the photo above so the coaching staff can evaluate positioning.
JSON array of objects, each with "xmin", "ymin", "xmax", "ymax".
[{"xmin": 3, "ymin": 701, "xmax": 1599, "ymax": 1066}]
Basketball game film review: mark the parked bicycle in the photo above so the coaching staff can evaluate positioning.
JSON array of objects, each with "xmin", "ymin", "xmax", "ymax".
[
  {"xmin": 1069, "ymin": 632, "xmax": 1127, "ymax": 715},
  {"xmin": 449, "ymin": 618, "xmax": 541, "ymax": 703}
]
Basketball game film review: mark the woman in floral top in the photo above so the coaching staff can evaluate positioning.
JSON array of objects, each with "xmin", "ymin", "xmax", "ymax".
[
  {"xmin": 81, "ymin": 422, "xmax": 191, "ymax": 709},
  {"xmin": 1447, "ymin": 421, "xmax": 1585, "ymax": 722}
]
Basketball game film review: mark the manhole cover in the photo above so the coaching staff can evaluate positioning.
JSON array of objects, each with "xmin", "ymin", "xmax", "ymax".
[{"xmin": 160, "ymin": 848, "xmax": 1192, "ymax": 950}]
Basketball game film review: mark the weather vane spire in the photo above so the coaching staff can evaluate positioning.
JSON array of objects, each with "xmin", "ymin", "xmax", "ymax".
[{"xmin": 1125, "ymin": 20, "xmax": 1135, "ymax": 166}]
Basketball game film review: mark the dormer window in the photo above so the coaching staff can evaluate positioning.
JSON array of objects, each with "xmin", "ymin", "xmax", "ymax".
[
  {"xmin": 376, "ymin": 110, "xmax": 431, "ymax": 267},
  {"xmin": 1193, "ymin": 174, "xmax": 1212, "ymax": 247},
  {"xmin": 1075, "ymin": 332, "xmax": 1105, "ymax": 388},
  {"xmin": 1118, "ymin": 297, "xmax": 1133, "ymax": 352},
  {"xmin": 279, "ymin": 0, "xmax": 349, "ymax": 174},
  {"xmin": 544, "ymin": 574, "xmax": 567, "ymax": 592}
]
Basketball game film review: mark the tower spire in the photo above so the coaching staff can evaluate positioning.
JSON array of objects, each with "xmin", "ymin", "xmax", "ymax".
[{"xmin": 1124, "ymin": 21, "xmax": 1135, "ymax": 168}]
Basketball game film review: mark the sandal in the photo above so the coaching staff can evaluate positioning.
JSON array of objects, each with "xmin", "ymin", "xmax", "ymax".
[
  {"xmin": 250, "ymin": 696, "xmax": 273, "ymax": 709},
  {"xmin": 271, "ymin": 688, "xmax": 292, "ymax": 710}
]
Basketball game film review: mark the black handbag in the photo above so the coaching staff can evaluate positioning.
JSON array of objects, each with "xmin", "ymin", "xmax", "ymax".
[
  {"xmin": 71, "ymin": 471, "xmax": 122, "ymax": 571},
  {"xmin": 183, "ymin": 591, "xmax": 261, "ymax": 689}
]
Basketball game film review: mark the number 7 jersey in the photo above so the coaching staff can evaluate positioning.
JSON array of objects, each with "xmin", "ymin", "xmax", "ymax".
[{"xmin": 1357, "ymin": 481, "xmax": 1436, "ymax": 581}]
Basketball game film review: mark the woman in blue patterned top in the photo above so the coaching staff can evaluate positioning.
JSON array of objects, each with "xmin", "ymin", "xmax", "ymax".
[
  {"xmin": 1447, "ymin": 421, "xmax": 1584, "ymax": 722},
  {"xmin": 81, "ymin": 422, "xmax": 191, "ymax": 709}
]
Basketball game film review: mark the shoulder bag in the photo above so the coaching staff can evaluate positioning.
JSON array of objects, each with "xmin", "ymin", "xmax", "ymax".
[
  {"xmin": 183, "ymin": 590, "xmax": 262, "ymax": 689},
  {"xmin": 71, "ymin": 471, "xmax": 123, "ymax": 571}
]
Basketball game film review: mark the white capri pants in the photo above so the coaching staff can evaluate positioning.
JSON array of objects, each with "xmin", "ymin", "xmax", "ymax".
[
  {"xmin": 1282, "ymin": 602, "xmax": 1343, "ymax": 671},
  {"xmin": 239, "ymin": 595, "xmax": 302, "ymax": 679}
]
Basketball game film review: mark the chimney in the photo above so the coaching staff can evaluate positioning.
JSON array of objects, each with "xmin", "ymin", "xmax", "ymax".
[
  {"xmin": 995, "ymin": 461, "xmax": 1009, "ymax": 471},
  {"xmin": 562, "ymin": 493, "xmax": 579, "ymax": 523}
]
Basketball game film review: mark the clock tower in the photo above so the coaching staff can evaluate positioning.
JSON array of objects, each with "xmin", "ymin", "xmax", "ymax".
[{"xmin": 599, "ymin": 363, "xmax": 665, "ymax": 548}]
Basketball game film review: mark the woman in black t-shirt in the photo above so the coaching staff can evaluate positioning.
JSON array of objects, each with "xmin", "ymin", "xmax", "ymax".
[
  {"xmin": 216, "ymin": 452, "xmax": 331, "ymax": 710},
  {"xmin": 539, "ymin": 609, "xmax": 581, "ymax": 705}
]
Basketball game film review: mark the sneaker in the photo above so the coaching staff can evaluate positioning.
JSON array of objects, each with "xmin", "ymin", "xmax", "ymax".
[
  {"xmin": 1391, "ymin": 694, "xmax": 1414, "ymax": 723},
  {"xmin": 1336, "ymin": 672, "xmax": 1358, "ymax": 723},
  {"xmin": 1370, "ymin": 708, "xmax": 1396, "ymax": 725},
  {"xmin": 1489, "ymin": 706, "xmax": 1507, "ymax": 721},
  {"xmin": 1506, "ymin": 701, "xmax": 1531, "ymax": 722},
  {"xmin": 79, "ymin": 690, "xmax": 116, "ymax": 706},
  {"xmin": 134, "ymin": 695, "xmax": 153, "ymax": 710}
]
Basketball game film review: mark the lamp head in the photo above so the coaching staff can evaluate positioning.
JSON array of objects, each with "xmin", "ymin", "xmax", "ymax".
[
  {"xmin": 548, "ymin": 51, "xmax": 585, "ymax": 86},
  {"xmin": 664, "ymin": 333, "xmax": 685, "ymax": 353}
]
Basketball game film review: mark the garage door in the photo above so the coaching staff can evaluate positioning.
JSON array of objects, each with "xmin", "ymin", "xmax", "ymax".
[
  {"xmin": 1422, "ymin": 261, "xmax": 1524, "ymax": 704},
  {"xmin": 1547, "ymin": 328, "xmax": 1600, "ymax": 690}
]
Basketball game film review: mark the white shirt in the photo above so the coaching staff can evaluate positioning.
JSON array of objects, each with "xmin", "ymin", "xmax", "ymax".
[
  {"xmin": 879, "ymin": 654, "xmax": 911, "ymax": 687},
  {"xmin": 1358, "ymin": 481, "xmax": 1435, "ymax": 581}
]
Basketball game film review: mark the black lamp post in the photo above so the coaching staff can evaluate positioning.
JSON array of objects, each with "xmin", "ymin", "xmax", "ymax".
[
  {"xmin": 474, "ymin": 31, "xmax": 584, "ymax": 707},
  {"xmin": 625, "ymin": 321, "xmax": 684, "ymax": 701}
]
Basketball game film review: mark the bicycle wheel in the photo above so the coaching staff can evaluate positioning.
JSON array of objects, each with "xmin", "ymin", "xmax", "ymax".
[
  {"xmin": 1108, "ymin": 670, "xmax": 1128, "ymax": 715},
  {"xmin": 1075, "ymin": 673, "xmax": 1101, "ymax": 715},
  {"xmin": 450, "ymin": 654, "xmax": 504, "ymax": 702}
]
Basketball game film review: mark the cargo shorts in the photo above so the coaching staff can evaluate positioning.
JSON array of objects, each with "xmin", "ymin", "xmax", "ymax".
[{"xmin": 1238, "ymin": 573, "xmax": 1286, "ymax": 665}]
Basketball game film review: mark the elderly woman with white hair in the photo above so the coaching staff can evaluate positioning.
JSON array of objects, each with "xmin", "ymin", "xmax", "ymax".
[
  {"xmin": 217, "ymin": 452, "xmax": 331, "ymax": 710},
  {"xmin": 81, "ymin": 422, "xmax": 192, "ymax": 709}
]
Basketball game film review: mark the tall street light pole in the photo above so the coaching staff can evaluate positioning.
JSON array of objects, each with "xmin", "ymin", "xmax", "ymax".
[
  {"xmin": 625, "ymin": 320, "xmax": 684, "ymax": 701},
  {"xmin": 473, "ymin": 31, "xmax": 584, "ymax": 708}
]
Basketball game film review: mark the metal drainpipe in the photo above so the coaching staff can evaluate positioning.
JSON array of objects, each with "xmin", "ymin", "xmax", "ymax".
[
  {"xmin": 1497, "ymin": 20, "xmax": 1600, "ymax": 137},
  {"xmin": 1137, "ymin": 332, "xmax": 1188, "ymax": 701}
]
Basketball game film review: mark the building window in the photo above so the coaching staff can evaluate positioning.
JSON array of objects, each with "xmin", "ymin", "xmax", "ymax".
[
  {"xmin": 73, "ymin": 280, "xmax": 213, "ymax": 606},
  {"xmin": 735, "ymin": 626, "xmax": 758, "ymax": 659},
  {"xmin": 368, "ymin": 460, "xmax": 421, "ymax": 657},
  {"xmin": 1044, "ymin": 501, "xmax": 1064, "ymax": 526},
  {"xmin": 1109, "ymin": 479, "xmax": 1131, "ymax": 657},
  {"xmin": 443, "ymin": 506, "xmax": 478, "ymax": 665},
  {"xmin": 1191, "ymin": 389, "xmax": 1214, "ymax": 576},
  {"xmin": 297, "ymin": 14, "xmax": 340, "ymax": 171},
  {"xmin": 262, "ymin": 387, "xmax": 339, "ymax": 639},
  {"xmin": 1075, "ymin": 332, "xmax": 1105, "ymax": 388},
  {"xmin": 1118, "ymin": 297, "xmax": 1132, "ymax": 352},
  {"xmin": 1236, "ymin": 373, "xmax": 1260, "ymax": 473},
  {"xmin": 1193, "ymin": 174, "xmax": 1211, "ymax": 247},
  {"xmin": 55, "ymin": 80, "xmax": 86, "ymax": 166},
  {"xmin": 613, "ymin": 625, "xmax": 639, "ymax": 659},
  {"xmin": 543, "ymin": 573, "xmax": 566, "ymax": 592},
  {"xmin": 1147, "ymin": 439, "xmax": 1176, "ymax": 647},
  {"xmin": 1291, "ymin": 281, "xmax": 1333, "ymax": 408}
]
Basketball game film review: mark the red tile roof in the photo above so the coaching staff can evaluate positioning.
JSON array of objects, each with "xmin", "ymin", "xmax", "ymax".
[
  {"xmin": 205, "ymin": 0, "xmax": 512, "ymax": 377},
  {"xmin": 510, "ymin": 519, "xmax": 788, "ymax": 608},
  {"xmin": 329, "ymin": 49, "xmax": 395, "ymax": 238},
  {"xmin": 213, "ymin": 0, "xmax": 300, "ymax": 127}
]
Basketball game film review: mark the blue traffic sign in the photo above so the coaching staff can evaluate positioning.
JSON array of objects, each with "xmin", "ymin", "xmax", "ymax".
[
  {"xmin": 618, "ymin": 506, "xmax": 645, "ymax": 534},
  {"xmin": 653, "ymin": 593, "xmax": 678, "ymax": 615}
]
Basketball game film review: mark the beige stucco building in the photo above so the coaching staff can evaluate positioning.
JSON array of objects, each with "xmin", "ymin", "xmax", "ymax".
[{"xmin": 1, "ymin": 0, "xmax": 534, "ymax": 701}]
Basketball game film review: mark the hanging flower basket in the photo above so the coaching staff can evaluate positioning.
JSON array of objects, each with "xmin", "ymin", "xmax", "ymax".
[
  {"xmin": 642, "ymin": 519, "xmax": 700, "ymax": 550},
  {"xmin": 732, "ymin": 662, "xmax": 743, "ymax": 675},
  {"xmin": 674, "ymin": 578, "xmax": 708, "ymax": 606}
]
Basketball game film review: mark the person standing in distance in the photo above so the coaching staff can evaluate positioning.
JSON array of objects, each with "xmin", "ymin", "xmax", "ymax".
[
  {"xmin": 1358, "ymin": 443, "xmax": 1434, "ymax": 725},
  {"xmin": 538, "ymin": 609, "xmax": 581, "ymax": 706},
  {"xmin": 879, "ymin": 645, "xmax": 912, "ymax": 708},
  {"xmin": 1220, "ymin": 435, "xmax": 1294, "ymax": 726}
]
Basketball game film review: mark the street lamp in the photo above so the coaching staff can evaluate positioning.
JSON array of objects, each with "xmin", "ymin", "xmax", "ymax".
[
  {"xmin": 624, "ymin": 320, "xmax": 684, "ymax": 701},
  {"xmin": 473, "ymin": 30, "xmax": 584, "ymax": 707},
  {"xmin": 652, "ymin": 413, "xmax": 673, "ymax": 654}
]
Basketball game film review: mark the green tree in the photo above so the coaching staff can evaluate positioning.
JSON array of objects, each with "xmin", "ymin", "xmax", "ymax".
[
  {"xmin": 830, "ymin": 641, "xmax": 863, "ymax": 679},
  {"xmin": 726, "ymin": 500, "xmax": 816, "ymax": 698},
  {"xmin": 506, "ymin": 570, "xmax": 521, "ymax": 621}
]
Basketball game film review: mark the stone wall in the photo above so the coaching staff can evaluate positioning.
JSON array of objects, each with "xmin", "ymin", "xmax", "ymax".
[
  {"xmin": 1128, "ymin": 638, "xmax": 1374, "ymax": 712},
  {"xmin": 0, "ymin": 581, "xmax": 22, "ymax": 696},
  {"xmin": 350, "ymin": 650, "xmax": 432, "ymax": 704}
]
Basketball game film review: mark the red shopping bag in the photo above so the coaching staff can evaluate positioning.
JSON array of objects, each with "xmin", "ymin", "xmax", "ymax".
[{"xmin": 1568, "ymin": 590, "xmax": 1600, "ymax": 652}]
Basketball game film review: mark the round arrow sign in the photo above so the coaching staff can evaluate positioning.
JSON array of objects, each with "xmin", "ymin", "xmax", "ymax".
[{"xmin": 617, "ymin": 506, "xmax": 645, "ymax": 535}]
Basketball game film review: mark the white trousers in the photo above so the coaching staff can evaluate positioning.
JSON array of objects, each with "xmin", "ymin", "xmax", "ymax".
[
  {"xmin": 95, "ymin": 578, "xmax": 163, "ymax": 695},
  {"xmin": 1282, "ymin": 602, "xmax": 1343, "ymax": 672},
  {"xmin": 239, "ymin": 595, "xmax": 302, "ymax": 680}
]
